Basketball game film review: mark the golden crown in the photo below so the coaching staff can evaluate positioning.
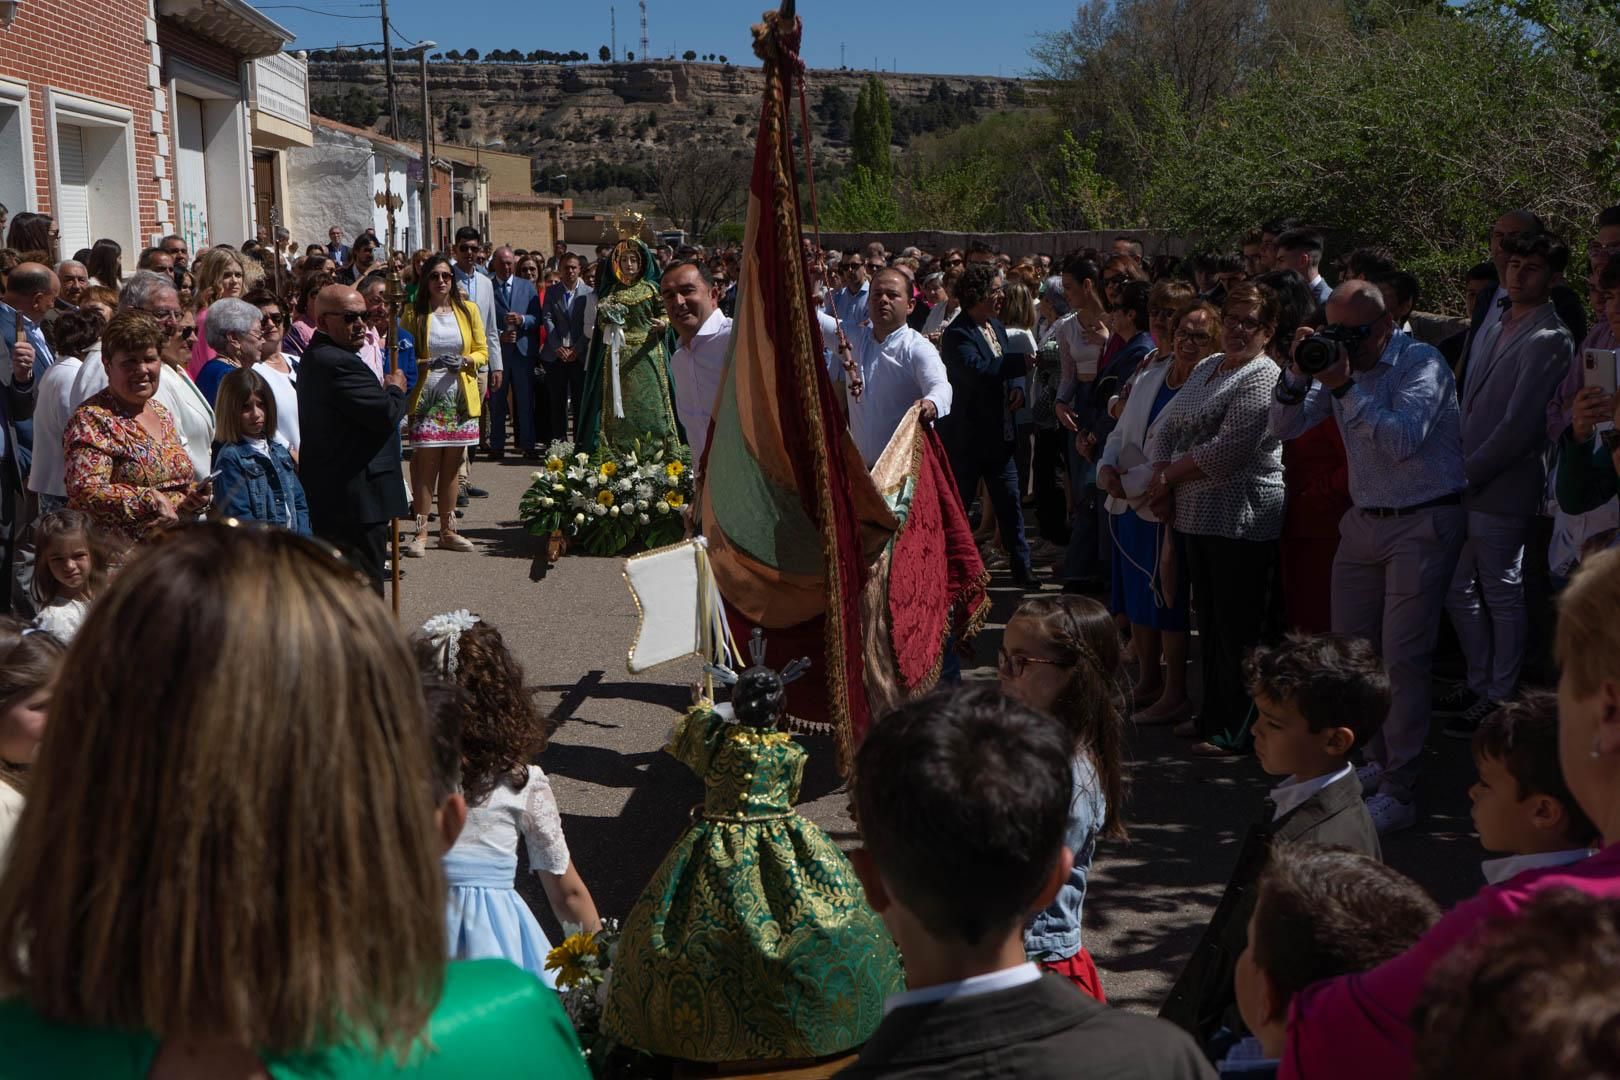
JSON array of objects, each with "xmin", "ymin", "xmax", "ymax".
[{"xmin": 610, "ymin": 209, "xmax": 645, "ymax": 242}]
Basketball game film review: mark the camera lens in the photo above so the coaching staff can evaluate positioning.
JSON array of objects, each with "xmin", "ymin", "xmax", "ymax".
[{"xmin": 1296, "ymin": 335, "xmax": 1337, "ymax": 375}]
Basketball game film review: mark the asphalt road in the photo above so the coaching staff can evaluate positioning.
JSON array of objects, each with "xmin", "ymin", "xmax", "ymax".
[{"xmin": 404, "ymin": 455, "xmax": 1487, "ymax": 1012}]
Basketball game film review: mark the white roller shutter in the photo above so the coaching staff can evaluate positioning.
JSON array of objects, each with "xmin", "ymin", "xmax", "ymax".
[
  {"xmin": 174, "ymin": 95, "xmax": 210, "ymax": 249},
  {"xmin": 55, "ymin": 124, "xmax": 90, "ymax": 255}
]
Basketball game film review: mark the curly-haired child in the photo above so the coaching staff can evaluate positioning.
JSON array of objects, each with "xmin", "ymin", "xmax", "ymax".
[{"xmin": 415, "ymin": 610, "xmax": 599, "ymax": 988}]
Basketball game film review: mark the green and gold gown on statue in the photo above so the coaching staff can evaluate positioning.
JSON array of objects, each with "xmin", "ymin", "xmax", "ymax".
[
  {"xmin": 577, "ymin": 240, "xmax": 683, "ymax": 454},
  {"xmin": 602, "ymin": 707, "xmax": 903, "ymax": 1063}
]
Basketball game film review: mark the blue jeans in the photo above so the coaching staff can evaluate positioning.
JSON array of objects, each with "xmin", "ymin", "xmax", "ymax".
[
  {"xmin": 949, "ymin": 435, "xmax": 1031, "ymax": 579},
  {"xmin": 489, "ymin": 352, "xmax": 539, "ymax": 453}
]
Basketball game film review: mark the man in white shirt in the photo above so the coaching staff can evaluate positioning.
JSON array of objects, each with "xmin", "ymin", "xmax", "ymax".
[
  {"xmin": 837, "ymin": 268, "xmax": 952, "ymax": 468},
  {"xmin": 661, "ymin": 261, "xmax": 732, "ymax": 471}
]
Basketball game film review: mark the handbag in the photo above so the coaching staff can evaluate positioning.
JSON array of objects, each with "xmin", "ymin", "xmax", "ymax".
[{"xmin": 1031, "ymin": 339, "xmax": 1063, "ymax": 429}]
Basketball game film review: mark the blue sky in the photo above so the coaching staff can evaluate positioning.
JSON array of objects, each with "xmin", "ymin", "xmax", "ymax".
[{"xmin": 263, "ymin": 0, "xmax": 1054, "ymax": 78}]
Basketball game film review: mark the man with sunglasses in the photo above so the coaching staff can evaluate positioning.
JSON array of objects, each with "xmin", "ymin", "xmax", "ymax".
[
  {"xmin": 1269, "ymin": 280, "xmax": 1466, "ymax": 835},
  {"xmin": 831, "ymin": 250, "xmax": 870, "ymax": 337},
  {"xmin": 297, "ymin": 284, "xmax": 408, "ymax": 592},
  {"xmin": 451, "ymin": 227, "xmax": 501, "ymax": 498}
]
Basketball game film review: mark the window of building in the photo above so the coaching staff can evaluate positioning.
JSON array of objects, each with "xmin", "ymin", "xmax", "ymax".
[
  {"xmin": 0, "ymin": 80, "xmax": 35, "ymax": 219},
  {"xmin": 45, "ymin": 91, "xmax": 138, "ymax": 257}
]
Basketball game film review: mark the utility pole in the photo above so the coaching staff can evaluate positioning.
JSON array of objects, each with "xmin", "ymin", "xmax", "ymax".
[
  {"xmin": 639, "ymin": 0, "xmax": 649, "ymax": 63},
  {"xmin": 611, "ymin": 7, "xmax": 617, "ymax": 61},
  {"xmin": 379, "ymin": 0, "xmax": 399, "ymax": 136},
  {"xmin": 410, "ymin": 40, "xmax": 437, "ymax": 251},
  {"xmin": 840, "ymin": 42, "xmax": 845, "ymax": 68}
]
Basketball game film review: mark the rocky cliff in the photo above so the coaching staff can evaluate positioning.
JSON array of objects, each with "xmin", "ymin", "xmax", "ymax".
[{"xmin": 307, "ymin": 59, "xmax": 1032, "ymax": 187}]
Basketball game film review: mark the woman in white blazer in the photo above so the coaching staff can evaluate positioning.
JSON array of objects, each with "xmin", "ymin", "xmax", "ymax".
[{"xmin": 1096, "ymin": 298, "xmax": 1219, "ymax": 725}]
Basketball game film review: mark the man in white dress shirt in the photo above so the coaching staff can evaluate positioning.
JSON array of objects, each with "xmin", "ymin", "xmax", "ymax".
[
  {"xmin": 661, "ymin": 261, "xmax": 732, "ymax": 471},
  {"xmin": 837, "ymin": 268, "xmax": 952, "ymax": 468}
]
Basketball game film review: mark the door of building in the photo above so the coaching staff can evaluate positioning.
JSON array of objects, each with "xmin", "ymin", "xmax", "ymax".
[{"xmin": 174, "ymin": 94, "xmax": 210, "ymax": 250}]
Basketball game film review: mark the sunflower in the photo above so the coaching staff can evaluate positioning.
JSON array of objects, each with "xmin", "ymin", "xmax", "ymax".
[
  {"xmin": 666, "ymin": 492, "xmax": 685, "ymax": 508},
  {"xmin": 599, "ymin": 461, "xmax": 618, "ymax": 478},
  {"xmin": 665, "ymin": 460, "xmax": 685, "ymax": 479},
  {"xmin": 544, "ymin": 932, "xmax": 600, "ymax": 990},
  {"xmin": 596, "ymin": 489, "xmax": 615, "ymax": 507},
  {"xmin": 546, "ymin": 456, "xmax": 565, "ymax": 473}
]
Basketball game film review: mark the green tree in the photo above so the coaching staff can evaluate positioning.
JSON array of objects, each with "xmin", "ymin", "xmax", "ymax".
[
  {"xmin": 599, "ymin": 45, "xmax": 611, "ymax": 62},
  {"xmin": 464, "ymin": 48, "xmax": 480, "ymax": 61},
  {"xmin": 851, "ymin": 76, "xmax": 892, "ymax": 177},
  {"xmin": 683, "ymin": 49, "xmax": 697, "ymax": 61},
  {"xmin": 817, "ymin": 85, "xmax": 853, "ymax": 142},
  {"xmin": 825, "ymin": 165, "xmax": 899, "ymax": 231}
]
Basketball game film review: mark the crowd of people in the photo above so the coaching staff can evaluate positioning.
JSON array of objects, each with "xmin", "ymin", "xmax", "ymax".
[{"xmin": 0, "ymin": 199, "xmax": 1618, "ymax": 1078}]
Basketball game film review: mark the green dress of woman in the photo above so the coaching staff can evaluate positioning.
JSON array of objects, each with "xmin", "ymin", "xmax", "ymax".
[
  {"xmin": 577, "ymin": 238, "xmax": 682, "ymax": 454},
  {"xmin": 602, "ymin": 640, "xmax": 904, "ymax": 1064}
]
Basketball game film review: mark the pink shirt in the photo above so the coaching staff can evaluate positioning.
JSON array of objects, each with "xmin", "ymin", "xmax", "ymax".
[{"xmin": 1280, "ymin": 841, "xmax": 1620, "ymax": 1079}]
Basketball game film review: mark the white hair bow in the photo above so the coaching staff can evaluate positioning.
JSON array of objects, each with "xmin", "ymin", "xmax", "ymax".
[{"xmin": 420, "ymin": 609, "xmax": 480, "ymax": 677}]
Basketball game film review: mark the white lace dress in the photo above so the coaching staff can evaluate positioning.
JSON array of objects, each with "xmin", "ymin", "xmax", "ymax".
[{"xmin": 443, "ymin": 765, "xmax": 572, "ymax": 987}]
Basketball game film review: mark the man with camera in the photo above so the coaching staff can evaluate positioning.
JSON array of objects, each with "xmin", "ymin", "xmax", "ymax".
[{"xmin": 1269, "ymin": 280, "xmax": 1466, "ymax": 834}]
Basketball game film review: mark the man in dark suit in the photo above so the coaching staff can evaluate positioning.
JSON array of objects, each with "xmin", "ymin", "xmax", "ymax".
[
  {"xmin": 938, "ymin": 263, "xmax": 1034, "ymax": 589},
  {"xmin": 541, "ymin": 252, "xmax": 593, "ymax": 442},
  {"xmin": 297, "ymin": 284, "xmax": 408, "ymax": 592},
  {"xmin": 488, "ymin": 245, "xmax": 543, "ymax": 460}
]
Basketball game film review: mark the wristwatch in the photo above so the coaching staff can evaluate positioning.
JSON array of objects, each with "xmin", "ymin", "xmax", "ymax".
[{"xmin": 1331, "ymin": 380, "xmax": 1354, "ymax": 399}]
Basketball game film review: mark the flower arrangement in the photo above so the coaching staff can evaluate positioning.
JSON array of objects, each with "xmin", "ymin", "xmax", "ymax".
[
  {"xmin": 545, "ymin": 919, "xmax": 643, "ymax": 1076},
  {"xmin": 519, "ymin": 436, "xmax": 693, "ymax": 557}
]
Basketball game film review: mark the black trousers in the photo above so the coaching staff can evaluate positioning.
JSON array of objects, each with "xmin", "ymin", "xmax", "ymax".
[
  {"xmin": 1031, "ymin": 428, "xmax": 1071, "ymax": 543},
  {"xmin": 1185, "ymin": 533, "xmax": 1278, "ymax": 740},
  {"xmin": 321, "ymin": 519, "xmax": 391, "ymax": 596},
  {"xmin": 545, "ymin": 360, "xmax": 587, "ymax": 443}
]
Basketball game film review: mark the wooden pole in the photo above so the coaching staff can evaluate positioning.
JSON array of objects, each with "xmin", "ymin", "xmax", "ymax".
[{"xmin": 376, "ymin": 181, "xmax": 406, "ymax": 617}]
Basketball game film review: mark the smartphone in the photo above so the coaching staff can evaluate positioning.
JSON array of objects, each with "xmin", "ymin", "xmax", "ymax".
[
  {"xmin": 1585, "ymin": 348, "xmax": 1618, "ymax": 433},
  {"xmin": 204, "ymin": 470, "xmax": 222, "ymax": 487}
]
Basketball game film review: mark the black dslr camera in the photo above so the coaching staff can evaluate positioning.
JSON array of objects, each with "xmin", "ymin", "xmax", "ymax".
[{"xmin": 1296, "ymin": 323, "xmax": 1372, "ymax": 376}]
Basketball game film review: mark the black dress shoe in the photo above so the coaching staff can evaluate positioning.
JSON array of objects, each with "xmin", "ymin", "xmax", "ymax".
[
  {"xmin": 466, "ymin": 484, "xmax": 490, "ymax": 499},
  {"xmin": 488, "ymin": 448, "xmax": 507, "ymax": 462},
  {"xmin": 456, "ymin": 491, "xmax": 470, "ymax": 507}
]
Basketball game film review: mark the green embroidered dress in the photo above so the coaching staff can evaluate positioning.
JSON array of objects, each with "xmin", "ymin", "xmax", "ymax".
[
  {"xmin": 577, "ymin": 241, "xmax": 682, "ymax": 454},
  {"xmin": 602, "ymin": 708, "xmax": 903, "ymax": 1063}
]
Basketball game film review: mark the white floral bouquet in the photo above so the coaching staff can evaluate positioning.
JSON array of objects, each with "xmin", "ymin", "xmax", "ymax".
[{"xmin": 519, "ymin": 436, "xmax": 693, "ymax": 557}]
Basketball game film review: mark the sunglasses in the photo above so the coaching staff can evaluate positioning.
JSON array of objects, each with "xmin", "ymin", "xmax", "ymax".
[
  {"xmin": 323, "ymin": 311, "xmax": 367, "ymax": 324},
  {"xmin": 1104, "ymin": 274, "xmax": 1130, "ymax": 287},
  {"xmin": 945, "ymin": 258, "xmax": 964, "ymax": 266},
  {"xmin": 427, "ymin": 272, "xmax": 454, "ymax": 282},
  {"xmin": 1222, "ymin": 314, "xmax": 1266, "ymax": 334},
  {"xmin": 260, "ymin": 312, "xmax": 285, "ymax": 327}
]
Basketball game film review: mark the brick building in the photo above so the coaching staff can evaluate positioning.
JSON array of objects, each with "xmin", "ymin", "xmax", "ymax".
[{"xmin": 0, "ymin": 0, "xmax": 290, "ymax": 257}]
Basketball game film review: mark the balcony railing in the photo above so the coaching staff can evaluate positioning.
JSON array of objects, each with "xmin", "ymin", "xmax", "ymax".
[{"xmin": 252, "ymin": 51, "xmax": 310, "ymax": 130}]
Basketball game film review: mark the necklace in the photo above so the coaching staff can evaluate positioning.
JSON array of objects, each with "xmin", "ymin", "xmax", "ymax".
[{"xmin": 1165, "ymin": 364, "xmax": 1194, "ymax": 389}]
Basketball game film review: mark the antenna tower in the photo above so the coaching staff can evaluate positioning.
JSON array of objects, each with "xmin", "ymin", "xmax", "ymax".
[
  {"xmin": 639, "ymin": 0, "xmax": 649, "ymax": 63},
  {"xmin": 611, "ymin": 7, "xmax": 617, "ymax": 60}
]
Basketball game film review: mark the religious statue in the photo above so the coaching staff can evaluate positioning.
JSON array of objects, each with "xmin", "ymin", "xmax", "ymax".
[
  {"xmin": 577, "ymin": 213, "xmax": 681, "ymax": 453},
  {"xmin": 600, "ymin": 630, "xmax": 903, "ymax": 1064}
]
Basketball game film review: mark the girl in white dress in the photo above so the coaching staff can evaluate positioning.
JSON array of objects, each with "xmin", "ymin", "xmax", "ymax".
[
  {"xmin": 0, "ymin": 621, "xmax": 65, "ymax": 856},
  {"xmin": 415, "ymin": 611, "xmax": 600, "ymax": 987},
  {"xmin": 31, "ymin": 510, "xmax": 104, "ymax": 642}
]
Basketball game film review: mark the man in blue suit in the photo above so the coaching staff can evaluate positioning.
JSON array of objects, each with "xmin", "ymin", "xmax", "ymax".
[
  {"xmin": 541, "ymin": 252, "xmax": 594, "ymax": 443},
  {"xmin": 489, "ymin": 245, "xmax": 542, "ymax": 459}
]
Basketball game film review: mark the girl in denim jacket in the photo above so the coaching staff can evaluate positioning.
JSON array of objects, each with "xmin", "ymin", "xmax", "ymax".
[
  {"xmin": 211, "ymin": 368, "xmax": 310, "ymax": 536},
  {"xmin": 999, "ymin": 594, "xmax": 1129, "ymax": 1001}
]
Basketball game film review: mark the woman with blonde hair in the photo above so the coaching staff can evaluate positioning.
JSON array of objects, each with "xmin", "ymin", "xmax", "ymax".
[
  {"xmin": 0, "ymin": 524, "xmax": 587, "ymax": 1077},
  {"xmin": 186, "ymin": 247, "xmax": 257, "ymax": 378}
]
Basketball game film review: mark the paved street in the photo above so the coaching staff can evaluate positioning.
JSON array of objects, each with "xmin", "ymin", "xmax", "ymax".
[{"xmin": 405, "ymin": 455, "xmax": 1488, "ymax": 1012}]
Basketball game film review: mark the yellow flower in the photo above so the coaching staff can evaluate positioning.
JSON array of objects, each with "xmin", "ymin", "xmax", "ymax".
[
  {"xmin": 666, "ymin": 492, "xmax": 685, "ymax": 508},
  {"xmin": 599, "ymin": 460, "xmax": 618, "ymax": 478},
  {"xmin": 544, "ymin": 932, "xmax": 599, "ymax": 990},
  {"xmin": 596, "ymin": 489, "xmax": 615, "ymax": 507},
  {"xmin": 546, "ymin": 456, "xmax": 565, "ymax": 473},
  {"xmin": 665, "ymin": 460, "xmax": 685, "ymax": 479}
]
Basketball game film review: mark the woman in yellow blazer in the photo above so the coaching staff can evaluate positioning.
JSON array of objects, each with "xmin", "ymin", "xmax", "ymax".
[{"xmin": 400, "ymin": 254, "xmax": 489, "ymax": 555}]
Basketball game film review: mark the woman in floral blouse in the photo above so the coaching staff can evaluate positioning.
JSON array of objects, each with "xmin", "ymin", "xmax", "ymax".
[{"xmin": 65, "ymin": 312, "xmax": 212, "ymax": 544}]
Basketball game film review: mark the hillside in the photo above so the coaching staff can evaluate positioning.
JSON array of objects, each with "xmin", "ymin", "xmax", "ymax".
[{"xmin": 306, "ymin": 59, "xmax": 1035, "ymax": 195}]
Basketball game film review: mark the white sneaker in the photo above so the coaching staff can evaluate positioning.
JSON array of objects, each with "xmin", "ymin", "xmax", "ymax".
[
  {"xmin": 1355, "ymin": 761, "xmax": 1383, "ymax": 798},
  {"xmin": 1365, "ymin": 792, "xmax": 1416, "ymax": 835}
]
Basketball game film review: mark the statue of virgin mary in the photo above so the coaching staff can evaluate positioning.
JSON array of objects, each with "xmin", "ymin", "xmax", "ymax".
[{"xmin": 577, "ymin": 222, "xmax": 682, "ymax": 454}]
